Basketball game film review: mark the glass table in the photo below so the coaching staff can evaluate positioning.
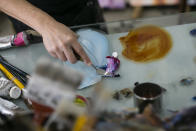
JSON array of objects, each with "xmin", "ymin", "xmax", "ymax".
[{"xmin": 0, "ymin": 11, "xmax": 196, "ymax": 118}]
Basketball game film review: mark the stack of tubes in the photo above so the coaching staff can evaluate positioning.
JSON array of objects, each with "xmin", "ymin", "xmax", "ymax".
[{"xmin": 0, "ymin": 55, "xmax": 30, "ymax": 89}]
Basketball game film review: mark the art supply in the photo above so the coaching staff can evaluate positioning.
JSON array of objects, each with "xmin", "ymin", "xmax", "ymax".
[
  {"xmin": 0, "ymin": 30, "xmax": 41, "ymax": 49},
  {"xmin": 0, "ymin": 97, "xmax": 19, "ymax": 116},
  {"xmin": 74, "ymin": 49, "xmax": 106, "ymax": 76},
  {"xmin": 73, "ymin": 115, "xmax": 88, "ymax": 131},
  {"xmin": 0, "ymin": 55, "xmax": 30, "ymax": 85},
  {"xmin": 133, "ymin": 82, "xmax": 165, "ymax": 113},
  {"xmin": 164, "ymin": 105, "xmax": 196, "ymax": 130},
  {"xmin": 92, "ymin": 52, "xmax": 121, "ymax": 77},
  {"xmin": 0, "ymin": 62, "xmax": 27, "ymax": 86},
  {"xmin": 0, "ymin": 55, "xmax": 30, "ymax": 77},
  {"xmin": 74, "ymin": 52, "xmax": 120, "ymax": 77},
  {"xmin": 0, "ymin": 63, "xmax": 25, "ymax": 89},
  {"xmin": 74, "ymin": 95, "xmax": 88, "ymax": 107},
  {"xmin": 0, "ymin": 77, "xmax": 195, "ymax": 131},
  {"xmin": 119, "ymin": 25, "xmax": 173, "ymax": 62},
  {"xmin": 104, "ymin": 52, "xmax": 120, "ymax": 76},
  {"xmin": 91, "ymin": 64, "xmax": 106, "ymax": 75},
  {"xmin": 0, "ymin": 77, "xmax": 21, "ymax": 99},
  {"xmin": 4, "ymin": 68, "xmax": 27, "ymax": 86}
]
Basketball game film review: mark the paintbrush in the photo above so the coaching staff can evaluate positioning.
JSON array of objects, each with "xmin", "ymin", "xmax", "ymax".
[
  {"xmin": 91, "ymin": 64, "xmax": 106, "ymax": 75},
  {"xmin": 73, "ymin": 50, "xmax": 106, "ymax": 75},
  {"xmin": 0, "ymin": 59, "xmax": 30, "ymax": 79},
  {"xmin": 0, "ymin": 63, "xmax": 28, "ymax": 86},
  {"xmin": 0, "ymin": 63, "xmax": 25, "ymax": 89},
  {"xmin": 0, "ymin": 55, "xmax": 30, "ymax": 85},
  {"xmin": 0, "ymin": 55, "xmax": 30, "ymax": 77},
  {"xmin": 5, "ymin": 67, "xmax": 27, "ymax": 86}
]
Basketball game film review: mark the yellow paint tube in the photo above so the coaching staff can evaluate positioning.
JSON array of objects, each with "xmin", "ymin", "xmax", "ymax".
[
  {"xmin": 73, "ymin": 115, "xmax": 87, "ymax": 131},
  {"xmin": 0, "ymin": 63, "xmax": 25, "ymax": 89}
]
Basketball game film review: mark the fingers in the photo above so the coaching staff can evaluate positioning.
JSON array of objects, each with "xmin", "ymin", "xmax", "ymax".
[
  {"xmin": 56, "ymin": 49, "xmax": 67, "ymax": 61},
  {"xmin": 63, "ymin": 45, "xmax": 77, "ymax": 64},
  {"xmin": 72, "ymin": 41, "xmax": 92, "ymax": 65},
  {"xmin": 43, "ymin": 27, "xmax": 90, "ymax": 64},
  {"xmin": 50, "ymin": 51, "xmax": 58, "ymax": 58},
  {"xmin": 47, "ymin": 46, "xmax": 67, "ymax": 61},
  {"xmin": 53, "ymin": 41, "xmax": 91, "ymax": 65}
]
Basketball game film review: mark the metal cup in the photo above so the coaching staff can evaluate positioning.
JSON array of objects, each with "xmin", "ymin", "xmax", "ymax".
[{"xmin": 133, "ymin": 82, "xmax": 164, "ymax": 113}]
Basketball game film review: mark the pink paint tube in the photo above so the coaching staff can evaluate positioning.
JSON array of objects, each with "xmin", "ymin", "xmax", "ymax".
[
  {"xmin": 13, "ymin": 32, "xmax": 26, "ymax": 46},
  {"xmin": 0, "ymin": 30, "xmax": 42, "ymax": 49},
  {"xmin": 12, "ymin": 30, "xmax": 42, "ymax": 47}
]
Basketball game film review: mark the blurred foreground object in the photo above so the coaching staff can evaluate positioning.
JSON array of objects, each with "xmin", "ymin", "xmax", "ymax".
[
  {"xmin": 188, "ymin": 0, "xmax": 196, "ymax": 5},
  {"xmin": 129, "ymin": 0, "xmax": 179, "ymax": 18},
  {"xmin": 25, "ymin": 58, "xmax": 83, "ymax": 108},
  {"xmin": 24, "ymin": 58, "xmax": 83, "ymax": 125},
  {"xmin": 129, "ymin": 0, "xmax": 179, "ymax": 6},
  {"xmin": 98, "ymin": 0, "xmax": 126, "ymax": 9},
  {"xmin": 164, "ymin": 105, "xmax": 196, "ymax": 130}
]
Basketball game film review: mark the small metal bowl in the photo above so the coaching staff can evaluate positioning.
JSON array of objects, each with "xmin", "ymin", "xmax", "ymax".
[{"xmin": 133, "ymin": 82, "xmax": 164, "ymax": 113}]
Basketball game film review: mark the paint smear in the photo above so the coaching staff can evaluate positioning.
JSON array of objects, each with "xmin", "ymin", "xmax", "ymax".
[{"xmin": 119, "ymin": 25, "xmax": 172, "ymax": 63}]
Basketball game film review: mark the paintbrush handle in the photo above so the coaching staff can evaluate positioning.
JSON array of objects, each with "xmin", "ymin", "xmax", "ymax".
[
  {"xmin": 0, "ymin": 58, "xmax": 30, "ymax": 78},
  {"xmin": 0, "ymin": 55, "xmax": 28, "ymax": 85},
  {"xmin": 5, "ymin": 65, "xmax": 27, "ymax": 85},
  {"xmin": 0, "ymin": 63, "xmax": 25, "ymax": 89}
]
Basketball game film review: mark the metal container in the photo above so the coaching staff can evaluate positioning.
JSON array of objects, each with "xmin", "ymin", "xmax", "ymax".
[{"xmin": 133, "ymin": 82, "xmax": 164, "ymax": 113}]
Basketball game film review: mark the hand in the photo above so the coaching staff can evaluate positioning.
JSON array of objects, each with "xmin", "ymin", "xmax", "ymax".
[{"xmin": 40, "ymin": 21, "xmax": 91, "ymax": 65}]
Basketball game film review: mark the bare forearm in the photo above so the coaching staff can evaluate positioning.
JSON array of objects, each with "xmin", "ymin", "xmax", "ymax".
[
  {"xmin": 0, "ymin": 0, "xmax": 91, "ymax": 64},
  {"xmin": 0, "ymin": 0, "xmax": 56, "ymax": 34}
]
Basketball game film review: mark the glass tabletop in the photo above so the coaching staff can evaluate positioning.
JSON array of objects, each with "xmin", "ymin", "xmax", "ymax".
[{"xmin": 0, "ymin": 11, "xmax": 196, "ymax": 117}]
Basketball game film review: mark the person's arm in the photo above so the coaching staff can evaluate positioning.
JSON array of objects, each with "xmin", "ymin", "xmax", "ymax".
[{"xmin": 0, "ymin": 0, "xmax": 91, "ymax": 64}]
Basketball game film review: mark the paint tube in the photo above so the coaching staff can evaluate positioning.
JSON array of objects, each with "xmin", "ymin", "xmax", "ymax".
[
  {"xmin": 0, "ymin": 97, "xmax": 19, "ymax": 116},
  {"xmin": 0, "ymin": 77, "xmax": 21, "ymax": 99},
  {"xmin": 0, "ymin": 30, "xmax": 42, "ymax": 49}
]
